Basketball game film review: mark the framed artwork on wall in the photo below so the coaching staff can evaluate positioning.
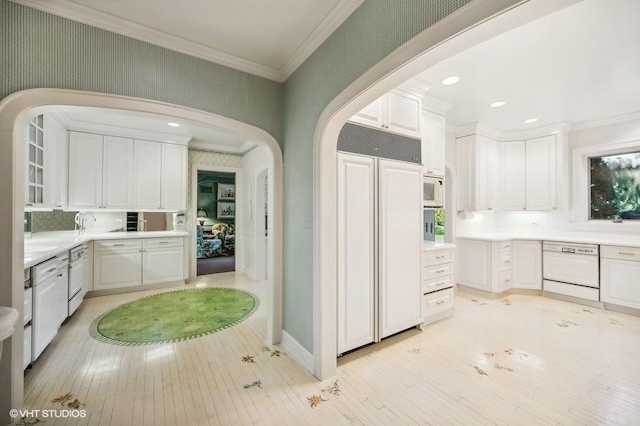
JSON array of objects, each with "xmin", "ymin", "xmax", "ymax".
[
  {"xmin": 217, "ymin": 183, "xmax": 235, "ymax": 200},
  {"xmin": 217, "ymin": 202, "xmax": 235, "ymax": 218}
]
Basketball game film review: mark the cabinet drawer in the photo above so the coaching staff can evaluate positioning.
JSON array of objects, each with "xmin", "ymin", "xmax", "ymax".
[
  {"xmin": 500, "ymin": 253, "xmax": 512, "ymax": 270},
  {"xmin": 94, "ymin": 239, "xmax": 141, "ymax": 252},
  {"xmin": 423, "ymin": 262, "xmax": 453, "ymax": 281},
  {"xmin": 143, "ymin": 237, "xmax": 183, "ymax": 249},
  {"xmin": 424, "ymin": 288, "xmax": 454, "ymax": 316},
  {"xmin": 601, "ymin": 245, "xmax": 640, "ymax": 262},
  {"xmin": 423, "ymin": 249, "xmax": 453, "ymax": 266},
  {"xmin": 422, "ymin": 274, "xmax": 453, "ymax": 294},
  {"xmin": 500, "ymin": 241, "xmax": 512, "ymax": 252},
  {"xmin": 499, "ymin": 271, "xmax": 512, "ymax": 291}
]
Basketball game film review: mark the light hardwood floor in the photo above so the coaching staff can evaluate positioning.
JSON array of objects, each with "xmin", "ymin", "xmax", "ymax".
[{"xmin": 22, "ymin": 275, "xmax": 640, "ymax": 425}]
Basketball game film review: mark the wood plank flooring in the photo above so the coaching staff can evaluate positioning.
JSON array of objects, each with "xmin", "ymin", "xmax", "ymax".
[{"xmin": 22, "ymin": 276, "xmax": 640, "ymax": 425}]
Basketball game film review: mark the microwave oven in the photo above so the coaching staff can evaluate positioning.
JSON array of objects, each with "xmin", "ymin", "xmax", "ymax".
[{"xmin": 423, "ymin": 175, "xmax": 444, "ymax": 208}]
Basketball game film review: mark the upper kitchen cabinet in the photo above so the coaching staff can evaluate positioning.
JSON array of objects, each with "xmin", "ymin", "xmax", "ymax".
[
  {"xmin": 420, "ymin": 96, "xmax": 451, "ymax": 177},
  {"xmin": 69, "ymin": 131, "xmax": 187, "ymax": 211},
  {"xmin": 25, "ymin": 114, "xmax": 69, "ymax": 210},
  {"xmin": 350, "ymin": 89, "xmax": 421, "ymax": 139},
  {"xmin": 456, "ymin": 133, "xmax": 499, "ymax": 211},
  {"xmin": 500, "ymin": 141, "xmax": 526, "ymax": 210}
]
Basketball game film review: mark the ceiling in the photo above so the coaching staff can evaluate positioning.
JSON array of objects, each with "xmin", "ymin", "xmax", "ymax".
[
  {"xmin": 11, "ymin": 0, "xmax": 363, "ymax": 82},
  {"xmin": 411, "ymin": 0, "xmax": 640, "ymax": 133},
  {"xmin": 50, "ymin": 106, "xmax": 257, "ymax": 155}
]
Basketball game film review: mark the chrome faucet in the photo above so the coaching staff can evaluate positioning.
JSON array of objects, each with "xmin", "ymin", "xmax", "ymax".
[{"xmin": 75, "ymin": 212, "xmax": 97, "ymax": 234}]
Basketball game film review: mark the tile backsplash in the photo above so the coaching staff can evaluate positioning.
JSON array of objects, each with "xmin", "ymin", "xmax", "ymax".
[{"xmin": 32, "ymin": 211, "xmax": 77, "ymax": 232}]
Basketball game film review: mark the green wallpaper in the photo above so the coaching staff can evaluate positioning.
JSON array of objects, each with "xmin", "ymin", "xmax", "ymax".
[
  {"xmin": 281, "ymin": 0, "xmax": 474, "ymax": 351},
  {"xmin": 0, "ymin": 1, "xmax": 283, "ymax": 144}
]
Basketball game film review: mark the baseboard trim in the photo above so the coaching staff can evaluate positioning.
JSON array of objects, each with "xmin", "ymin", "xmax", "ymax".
[
  {"xmin": 281, "ymin": 330, "xmax": 314, "ymax": 376},
  {"xmin": 242, "ymin": 266, "xmax": 257, "ymax": 281},
  {"xmin": 86, "ymin": 280, "xmax": 185, "ymax": 297}
]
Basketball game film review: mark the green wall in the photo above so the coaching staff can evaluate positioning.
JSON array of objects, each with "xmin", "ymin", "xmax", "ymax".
[
  {"xmin": 0, "ymin": 2, "xmax": 283, "ymax": 144},
  {"xmin": 281, "ymin": 0, "xmax": 473, "ymax": 351}
]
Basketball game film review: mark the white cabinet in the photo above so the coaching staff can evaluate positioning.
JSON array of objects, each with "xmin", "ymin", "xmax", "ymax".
[
  {"xmin": 55, "ymin": 262, "xmax": 69, "ymax": 326},
  {"xmin": 142, "ymin": 238, "xmax": 185, "ymax": 285},
  {"xmin": 336, "ymin": 154, "xmax": 422, "ymax": 354},
  {"xmin": 68, "ymin": 132, "xmax": 104, "ymax": 210},
  {"xmin": 82, "ymin": 242, "xmax": 93, "ymax": 297},
  {"xmin": 93, "ymin": 237, "xmax": 185, "ymax": 292},
  {"xmin": 350, "ymin": 89, "xmax": 421, "ymax": 138},
  {"xmin": 422, "ymin": 247, "xmax": 455, "ymax": 326},
  {"xmin": 337, "ymin": 154, "xmax": 375, "ymax": 354},
  {"xmin": 378, "ymin": 159, "xmax": 423, "ymax": 338},
  {"xmin": 103, "ymin": 136, "xmax": 134, "ymax": 209},
  {"xmin": 457, "ymin": 239, "xmax": 511, "ymax": 293},
  {"xmin": 512, "ymin": 240, "xmax": 542, "ymax": 289},
  {"xmin": 421, "ymin": 110, "xmax": 446, "ymax": 176},
  {"xmin": 161, "ymin": 143, "xmax": 188, "ymax": 210},
  {"xmin": 525, "ymin": 135, "xmax": 557, "ymax": 210},
  {"xmin": 601, "ymin": 245, "xmax": 640, "ymax": 309},
  {"xmin": 500, "ymin": 141, "xmax": 526, "ymax": 210},
  {"xmin": 133, "ymin": 139, "xmax": 163, "ymax": 209},
  {"xmin": 69, "ymin": 131, "xmax": 187, "ymax": 211},
  {"xmin": 456, "ymin": 134, "xmax": 499, "ymax": 211},
  {"xmin": 25, "ymin": 114, "xmax": 45, "ymax": 207},
  {"xmin": 32, "ymin": 257, "xmax": 60, "ymax": 361},
  {"xmin": 93, "ymin": 239, "xmax": 143, "ymax": 290}
]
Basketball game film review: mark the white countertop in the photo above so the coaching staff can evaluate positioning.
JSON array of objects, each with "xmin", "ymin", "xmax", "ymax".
[
  {"xmin": 456, "ymin": 230, "xmax": 640, "ymax": 247},
  {"xmin": 24, "ymin": 230, "xmax": 189, "ymax": 268},
  {"xmin": 423, "ymin": 241, "xmax": 456, "ymax": 251}
]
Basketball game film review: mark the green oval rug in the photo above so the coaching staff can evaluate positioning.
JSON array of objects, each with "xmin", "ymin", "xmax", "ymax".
[{"xmin": 90, "ymin": 287, "xmax": 259, "ymax": 345}]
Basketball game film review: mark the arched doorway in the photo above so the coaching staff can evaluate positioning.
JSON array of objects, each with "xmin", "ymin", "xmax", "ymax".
[{"xmin": 0, "ymin": 89, "xmax": 283, "ymax": 411}]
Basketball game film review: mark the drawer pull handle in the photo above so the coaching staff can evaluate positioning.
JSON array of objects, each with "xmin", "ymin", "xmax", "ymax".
[
  {"xmin": 504, "ymin": 279, "xmax": 511, "ymax": 283},
  {"xmin": 436, "ymin": 255, "xmax": 445, "ymax": 259},
  {"xmin": 158, "ymin": 241, "xmax": 169, "ymax": 244},
  {"xmin": 618, "ymin": 252, "xmax": 635, "ymax": 256},
  {"xmin": 113, "ymin": 244, "xmax": 125, "ymax": 247},
  {"xmin": 436, "ymin": 300, "xmax": 445, "ymax": 305},
  {"xmin": 436, "ymin": 269, "xmax": 446, "ymax": 273},
  {"xmin": 57, "ymin": 273, "xmax": 64, "ymax": 277},
  {"xmin": 504, "ymin": 260, "xmax": 511, "ymax": 264},
  {"xmin": 46, "ymin": 267, "xmax": 56, "ymax": 273}
]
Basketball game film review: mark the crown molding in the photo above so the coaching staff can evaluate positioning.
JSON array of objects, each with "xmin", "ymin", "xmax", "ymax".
[
  {"xmin": 65, "ymin": 119, "xmax": 193, "ymax": 145},
  {"xmin": 456, "ymin": 121, "xmax": 571, "ymax": 140},
  {"xmin": 571, "ymin": 111, "xmax": 640, "ymax": 132},
  {"xmin": 189, "ymin": 139, "xmax": 256, "ymax": 155},
  {"xmin": 278, "ymin": 0, "xmax": 364, "ymax": 80},
  {"xmin": 11, "ymin": 0, "xmax": 362, "ymax": 82},
  {"xmin": 421, "ymin": 94, "xmax": 452, "ymax": 116}
]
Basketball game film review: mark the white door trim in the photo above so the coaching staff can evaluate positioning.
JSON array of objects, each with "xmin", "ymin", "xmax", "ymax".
[
  {"xmin": 0, "ymin": 89, "xmax": 284, "ymax": 414},
  {"xmin": 311, "ymin": 0, "xmax": 578, "ymax": 379}
]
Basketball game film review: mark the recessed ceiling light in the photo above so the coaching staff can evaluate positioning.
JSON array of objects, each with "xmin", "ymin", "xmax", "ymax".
[
  {"xmin": 523, "ymin": 118, "xmax": 538, "ymax": 124},
  {"xmin": 490, "ymin": 101, "xmax": 506, "ymax": 108},
  {"xmin": 441, "ymin": 76, "xmax": 460, "ymax": 86},
  {"xmin": 168, "ymin": 122, "xmax": 181, "ymax": 127}
]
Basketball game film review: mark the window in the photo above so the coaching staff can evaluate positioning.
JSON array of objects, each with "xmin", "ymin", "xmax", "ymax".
[{"xmin": 590, "ymin": 151, "xmax": 640, "ymax": 220}]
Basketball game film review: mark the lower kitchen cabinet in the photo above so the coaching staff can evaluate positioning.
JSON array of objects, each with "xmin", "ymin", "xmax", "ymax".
[
  {"xmin": 601, "ymin": 245, "xmax": 640, "ymax": 310},
  {"xmin": 512, "ymin": 240, "xmax": 542, "ymax": 289},
  {"xmin": 422, "ymin": 246, "xmax": 455, "ymax": 325},
  {"xmin": 457, "ymin": 239, "xmax": 511, "ymax": 293},
  {"xmin": 93, "ymin": 237, "xmax": 184, "ymax": 291}
]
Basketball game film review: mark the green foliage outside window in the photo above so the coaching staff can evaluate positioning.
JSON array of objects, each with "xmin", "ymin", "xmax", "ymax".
[{"xmin": 590, "ymin": 152, "xmax": 640, "ymax": 220}]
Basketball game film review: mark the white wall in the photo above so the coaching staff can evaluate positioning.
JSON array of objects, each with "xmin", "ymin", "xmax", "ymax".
[{"xmin": 240, "ymin": 145, "xmax": 270, "ymax": 280}]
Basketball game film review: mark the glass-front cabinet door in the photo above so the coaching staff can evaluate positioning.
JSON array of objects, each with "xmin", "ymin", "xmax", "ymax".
[{"xmin": 26, "ymin": 114, "xmax": 45, "ymax": 206}]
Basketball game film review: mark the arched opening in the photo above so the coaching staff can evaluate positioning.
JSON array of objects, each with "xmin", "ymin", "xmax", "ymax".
[
  {"xmin": 0, "ymin": 89, "xmax": 283, "ymax": 411},
  {"xmin": 311, "ymin": 0, "xmax": 576, "ymax": 379}
]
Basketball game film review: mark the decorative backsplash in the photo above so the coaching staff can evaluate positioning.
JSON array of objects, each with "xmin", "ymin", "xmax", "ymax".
[{"xmin": 32, "ymin": 211, "xmax": 77, "ymax": 232}]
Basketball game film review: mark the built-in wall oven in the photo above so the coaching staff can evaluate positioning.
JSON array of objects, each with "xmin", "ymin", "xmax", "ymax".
[{"xmin": 543, "ymin": 242, "xmax": 600, "ymax": 302}]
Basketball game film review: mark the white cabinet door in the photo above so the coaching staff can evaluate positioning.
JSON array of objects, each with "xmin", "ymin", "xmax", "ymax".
[
  {"xmin": 337, "ymin": 153, "xmax": 375, "ymax": 354},
  {"xmin": 32, "ymin": 278, "xmax": 58, "ymax": 360},
  {"xmin": 350, "ymin": 97, "xmax": 384, "ymax": 129},
  {"xmin": 386, "ymin": 90, "xmax": 421, "ymax": 138},
  {"xmin": 486, "ymin": 138, "xmax": 500, "ymax": 210},
  {"xmin": 55, "ymin": 268, "xmax": 69, "ymax": 325},
  {"xmin": 133, "ymin": 140, "xmax": 162, "ymax": 210},
  {"xmin": 82, "ymin": 242, "xmax": 93, "ymax": 295},
  {"xmin": 456, "ymin": 135, "xmax": 474, "ymax": 211},
  {"xmin": 475, "ymin": 136, "xmax": 489, "ymax": 211},
  {"xmin": 142, "ymin": 246, "xmax": 185, "ymax": 285},
  {"xmin": 512, "ymin": 240, "xmax": 542, "ymax": 289},
  {"xmin": 378, "ymin": 159, "xmax": 423, "ymax": 338},
  {"xmin": 525, "ymin": 135, "xmax": 556, "ymax": 210},
  {"xmin": 161, "ymin": 143, "xmax": 187, "ymax": 210},
  {"xmin": 94, "ymin": 249, "xmax": 142, "ymax": 290},
  {"xmin": 601, "ymin": 258, "xmax": 640, "ymax": 309},
  {"xmin": 457, "ymin": 239, "xmax": 492, "ymax": 291},
  {"xmin": 501, "ymin": 141, "xmax": 526, "ymax": 210},
  {"xmin": 103, "ymin": 136, "xmax": 134, "ymax": 209},
  {"xmin": 68, "ymin": 132, "xmax": 103, "ymax": 210},
  {"xmin": 44, "ymin": 115, "xmax": 68, "ymax": 209},
  {"xmin": 421, "ymin": 110, "xmax": 446, "ymax": 176}
]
